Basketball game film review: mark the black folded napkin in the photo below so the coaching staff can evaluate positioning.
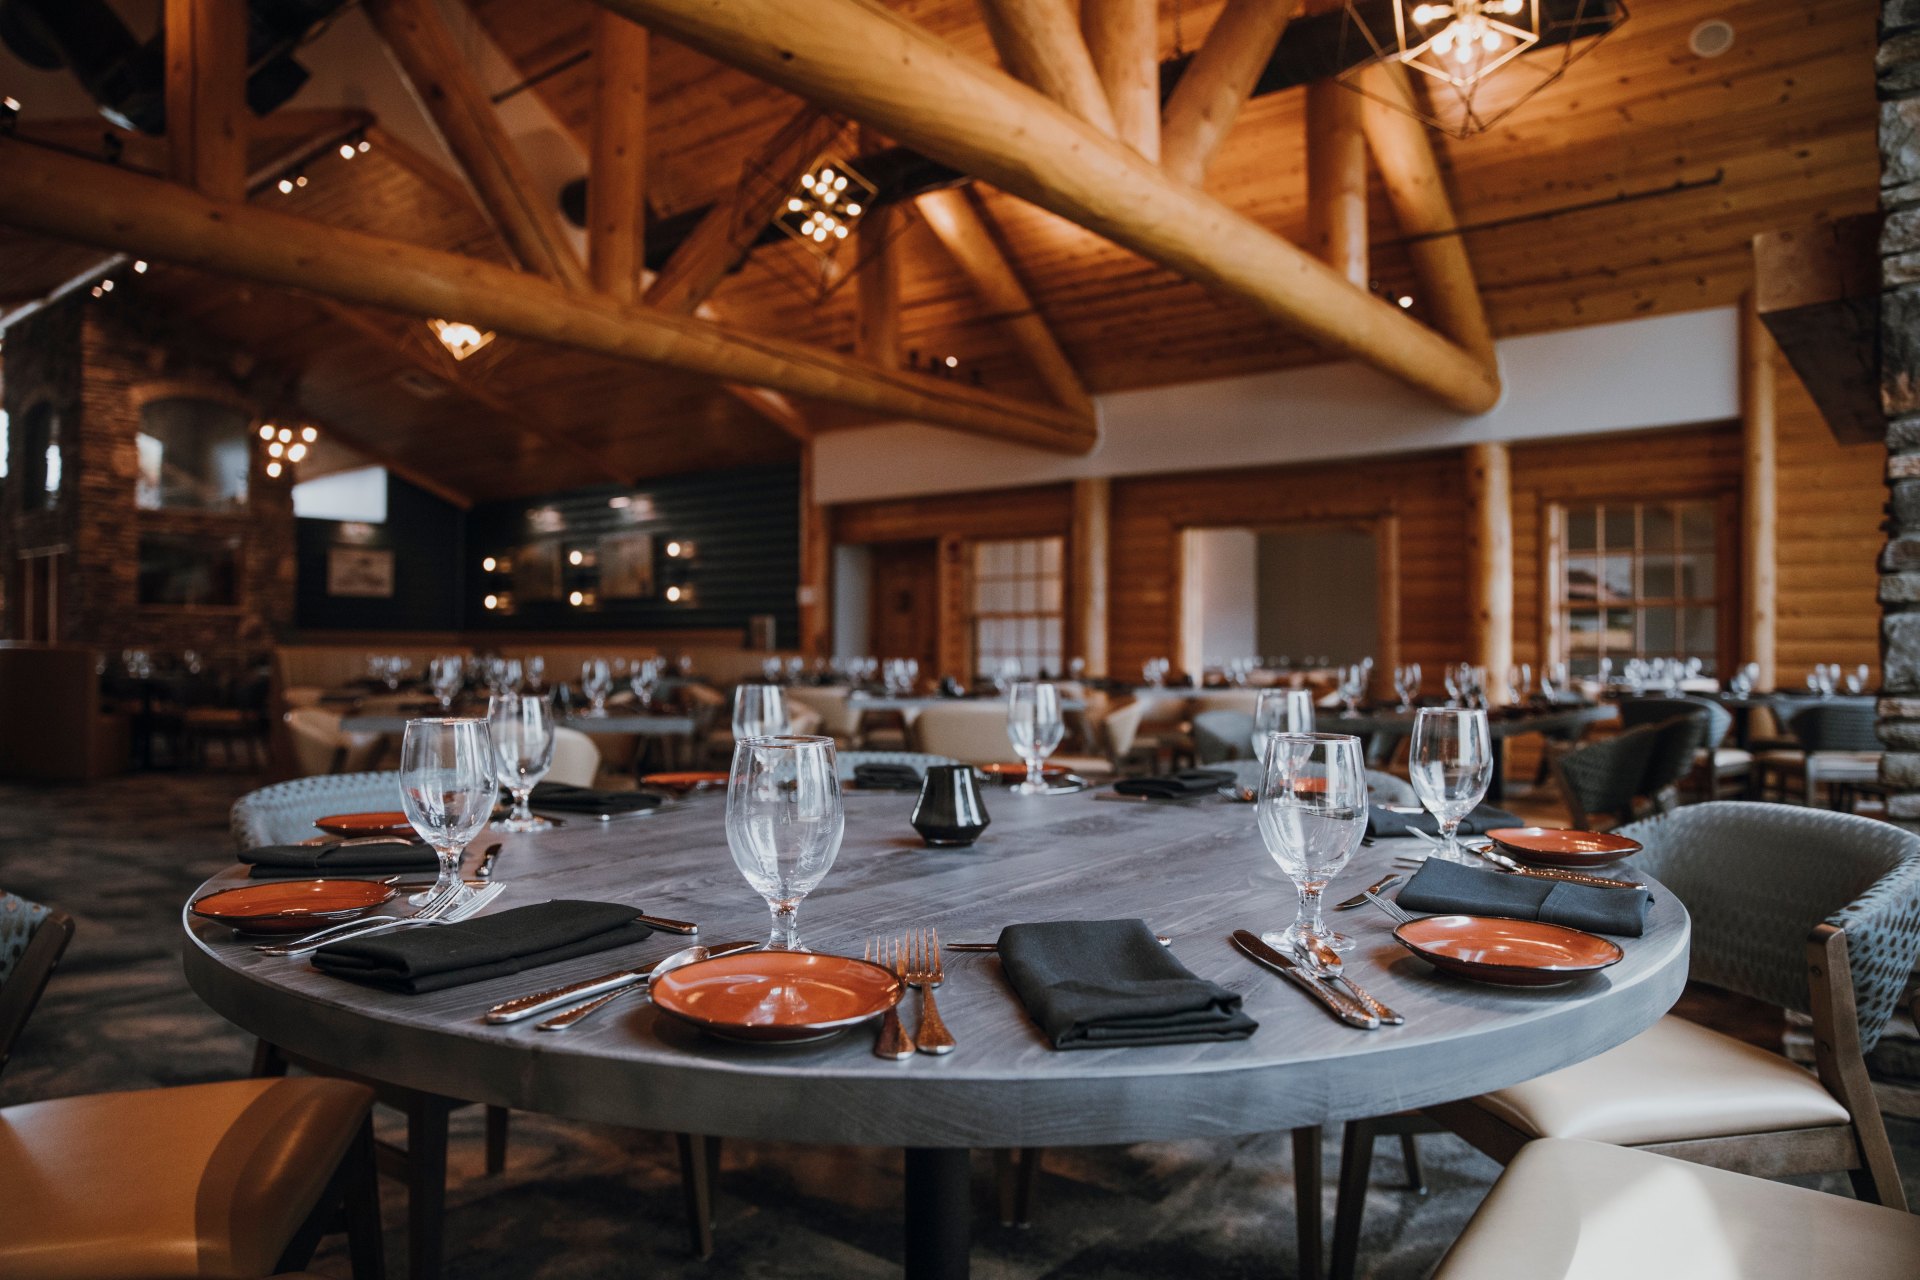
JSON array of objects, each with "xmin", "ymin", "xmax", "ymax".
[
  {"xmin": 1395, "ymin": 857, "xmax": 1651, "ymax": 937},
  {"xmin": 241, "ymin": 842, "xmax": 438, "ymax": 880},
  {"xmin": 997, "ymin": 918, "xmax": 1259, "ymax": 1049},
  {"xmin": 312, "ymin": 899, "xmax": 654, "ymax": 994},
  {"xmin": 1112, "ymin": 769, "xmax": 1235, "ymax": 800},
  {"xmin": 528, "ymin": 782, "xmax": 664, "ymax": 816},
  {"xmin": 1365, "ymin": 802, "xmax": 1521, "ymax": 839},
  {"xmin": 853, "ymin": 762, "xmax": 923, "ymax": 791}
]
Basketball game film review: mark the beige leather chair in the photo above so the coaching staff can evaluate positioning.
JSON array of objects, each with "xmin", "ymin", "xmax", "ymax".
[
  {"xmin": 1432, "ymin": 1138, "xmax": 1920, "ymax": 1280},
  {"xmin": 547, "ymin": 726, "xmax": 603, "ymax": 788},
  {"xmin": 1100, "ymin": 697, "xmax": 1152, "ymax": 769},
  {"xmin": 785, "ymin": 687, "xmax": 862, "ymax": 745},
  {"xmin": 284, "ymin": 708, "xmax": 382, "ymax": 777},
  {"xmin": 912, "ymin": 702, "xmax": 1017, "ymax": 765}
]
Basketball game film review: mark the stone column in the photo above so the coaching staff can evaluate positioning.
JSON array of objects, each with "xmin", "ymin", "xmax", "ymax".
[{"xmin": 1879, "ymin": 2, "xmax": 1920, "ymax": 821}]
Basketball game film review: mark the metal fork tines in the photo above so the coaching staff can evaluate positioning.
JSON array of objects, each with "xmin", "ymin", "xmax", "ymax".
[
  {"xmin": 1361, "ymin": 889, "xmax": 1415, "ymax": 927},
  {"xmin": 259, "ymin": 882, "xmax": 502, "ymax": 957},
  {"xmin": 865, "ymin": 936, "xmax": 915, "ymax": 1059},
  {"xmin": 903, "ymin": 928, "xmax": 955, "ymax": 1055},
  {"xmin": 255, "ymin": 877, "xmax": 465, "ymax": 954}
]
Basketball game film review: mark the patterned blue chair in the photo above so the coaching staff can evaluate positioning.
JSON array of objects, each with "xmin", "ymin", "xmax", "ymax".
[
  {"xmin": 835, "ymin": 749, "xmax": 959, "ymax": 782},
  {"xmin": 231, "ymin": 772, "xmax": 402, "ymax": 849}
]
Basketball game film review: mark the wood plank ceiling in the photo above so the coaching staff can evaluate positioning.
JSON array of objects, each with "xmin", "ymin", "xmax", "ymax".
[{"xmin": 1, "ymin": 0, "xmax": 1878, "ymax": 501}]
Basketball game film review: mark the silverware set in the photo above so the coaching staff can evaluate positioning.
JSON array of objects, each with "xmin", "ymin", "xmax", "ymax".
[
  {"xmin": 256, "ymin": 880, "xmax": 505, "ymax": 957},
  {"xmin": 1396, "ymin": 830, "xmax": 1646, "ymax": 891},
  {"xmin": 484, "ymin": 938, "xmax": 754, "ymax": 1031},
  {"xmin": 1230, "ymin": 930, "xmax": 1380, "ymax": 1029},
  {"xmin": 867, "ymin": 929, "xmax": 953, "ymax": 1057}
]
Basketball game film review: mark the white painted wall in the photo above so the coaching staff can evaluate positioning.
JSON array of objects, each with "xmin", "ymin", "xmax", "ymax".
[
  {"xmin": 1180, "ymin": 528, "xmax": 1258, "ymax": 674},
  {"xmin": 832, "ymin": 544, "xmax": 873, "ymax": 660},
  {"xmin": 813, "ymin": 307, "xmax": 1742, "ymax": 504}
]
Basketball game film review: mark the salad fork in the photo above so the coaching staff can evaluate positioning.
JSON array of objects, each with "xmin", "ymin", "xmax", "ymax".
[
  {"xmin": 865, "ymin": 936, "xmax": 915, "ymax": 1059},
  {"xmin": 259, "ymin": 882, "xmax": 502, "ymax": 957},
  {"xmin": 903, "ymin": 929, "xmax": 955, "ymax": 1055}
]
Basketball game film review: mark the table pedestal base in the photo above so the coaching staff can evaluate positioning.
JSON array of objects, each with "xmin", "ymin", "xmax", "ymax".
[{"xmin": 904, "ymin": 1147, "xmax": 971, "ymax": 1279}]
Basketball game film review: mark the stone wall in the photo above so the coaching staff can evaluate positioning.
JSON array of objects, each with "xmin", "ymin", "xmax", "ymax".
[{"xmin": 1882, "ymin": 3, "xmax": 1920, "ymax": 818}]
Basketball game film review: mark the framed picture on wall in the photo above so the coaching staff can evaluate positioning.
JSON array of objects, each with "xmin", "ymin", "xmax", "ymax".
[
  {"xmin": 326, "ymin": 547, "xmax": 394, "ymax": 598},
  {"xmin": 599, "ymin": 531, "xmax": 656, "ymax": 599},
  {"xmin": 516, "ymin": 541, "xmax": 562, "ymax": 601}
]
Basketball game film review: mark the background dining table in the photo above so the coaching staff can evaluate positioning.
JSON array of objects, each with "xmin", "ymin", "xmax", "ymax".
[
  {"xmin": 183, "ymin": 782, "xmax": 1689, "ymax": 1279},
  {"xmin": 1331, "ymin": 703, "xmax": 1619, "ymax": 798}
]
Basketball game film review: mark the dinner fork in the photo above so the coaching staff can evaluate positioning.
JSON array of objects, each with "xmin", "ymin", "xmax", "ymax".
[
  {"xmin": 1360, "ymin": 887, "xmax": 1415, "ymax": 927},
  {"xmin": 259, "ymin": 882, "xmax": 502, "ymax": 957},
  {"xmin": 254, "ymin": 876, "xmax": 466, "ymax": 954},
  {"xmin": 865, "ymin": 936, "xmax": 915, "ymax": 1060},
  {"xmin": 903, "ymin": 929, "xmax": 955, "ymax": 1055}
]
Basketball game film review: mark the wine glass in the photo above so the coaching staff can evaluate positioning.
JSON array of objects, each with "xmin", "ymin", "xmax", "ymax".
[
  {"xmin": 1409, "ymin": 708, "xmax": 1494, "ymax": 865},
  {"xmin": 726, "ymin": 735, "xmax": 844, "ymax": 951},
  {"xmin": 1006, "ymin": 681, "xmax": 1065, "ymax": 793},
  {"xmin": 733, "ymin": 683, "xmax": 790, "ymax": 739},
  {"xmin": 580, "ymin": 658, "xmax": 612, "ymax": 715},
  {"xmin": 1847, "ymin": 664, "xmax": 1870, "ymax": 696},
  {"xmin": 487, "ymin": 693, "xmax": 556, "ymax": 833},
  {"xmin": 398, "ymin": 718, "xmax": 499, "ymax": 907},
  {"xmin": 1252, "ymin": 687, "xmax": 1316, "ymax": 757},
  {"xmin": 1393, "ymin": 663, "xmax": 1422, "ymax": 711},
  {"xmin": 1257, "ymin": 733, "xmax": 1367, "ymax": 955},
  {"xmin": 630, "ymin": 657, "xmax": 662, "ymax": 710},
  {"xmin": 429, "ymin": 655, "xmax": 464, "ymax": 712},
  {"xmin": 1506, "ymin": 663, "xmax": 1532, "ymax": 706},
  {"xmin": 523, "ymin": 654, "xmax": 546, "ymax": 693}
]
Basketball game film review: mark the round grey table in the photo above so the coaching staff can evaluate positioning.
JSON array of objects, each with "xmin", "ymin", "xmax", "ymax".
[
  {"xmin": 184, "ymin": 788, "xmax": 1689, "ymax": 1277},
  {"xmin": 338, "ymin": 712, "xmax": 696, "ymax": 736}
]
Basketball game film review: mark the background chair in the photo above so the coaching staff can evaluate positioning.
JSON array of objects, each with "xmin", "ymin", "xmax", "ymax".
[
  {"xmin": 231, "ymin": 773, "xmax": 403, "ymax": 848},
  {"xmin": 284, "ymin": 707, "xmax": 383, "ymax": 777},
  {"xmin": 1552, "ymin": 715, "xmax": 1702, "ymax": 829},
  {"xmin": 912, "ymin": 702, "xmax": 1018, "ymax": 765},
  {"xmin": 0, "ymin": 891, "xmax": 383, "ymax": 1280},
  {"xmin": 1620, "ymin": 695, "xmax": 1750, "ymax": 799},
  {"xmin": 547, "ymin": 726, "xmax": 602, "ymax": 787},
  {"xmin": 1757, "ymin": 700, "xmax": 1882, "ymax": 807},
  {"xmin": 1193, "ymin": 709, "xmax": 1255, "ymax": 764}
]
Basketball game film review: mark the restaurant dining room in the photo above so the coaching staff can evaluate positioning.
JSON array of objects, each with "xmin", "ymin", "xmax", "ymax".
[{"xmin": 5, "ymin": 0, "xmax": 1920, "ymax": 1276}]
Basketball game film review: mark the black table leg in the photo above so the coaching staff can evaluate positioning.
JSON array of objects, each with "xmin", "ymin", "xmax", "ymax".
[
  {"xmin": 904, "ymin": 1147, "xmax": 971, "ymax": 1280},
  {"xmin": 1488, "ymin": 736, "xmax": 1508, "ymax": 802}
]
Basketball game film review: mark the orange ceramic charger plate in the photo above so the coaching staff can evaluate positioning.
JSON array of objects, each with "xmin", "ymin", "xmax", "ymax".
[
  {"xmin": 640, "ymin": 771, "xmax": 730, "ymax": 793},
  {"xmin": 649, "ymin": 952, "xmax": 904, "ymax": 1044},
  {"xmin": 313, "ymin": 811, "xmax": 416, "ymax": 838},
  {"xmin": 1393, "ymin": 915, "xmax": 1624, "ymax": 987},
  {"xmin": 976, "ymin": 762, "xmax": 1071, "ymax": 782},
  {"xmin": 191, "ymin": 879, "xmax": 396, "ymax": 934},
  {"xmin": 1486, "ymin": 826, "xmax": 1643, "ymax": 869}
]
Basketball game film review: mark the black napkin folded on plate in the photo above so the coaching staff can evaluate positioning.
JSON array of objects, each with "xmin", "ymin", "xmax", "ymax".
[
  {"xmin": 852, "ymin": 762, "xmax": 924, "ymax": 791},
  {"xmin": 1112, "ymin": 769, "xmax": 1235, "ymax": 800},
  {"xmin": 997, "ymin": 918, "xmax": 1259, "ymax": 1049},
  {"xmin": 241, "ymin": 842, "xmax": 437, "ymax": 879},
  {"xmin": 528, "ymin": 782, "xmax": 664, "ymax": 816},
  {"xmin": 312, "ymin": 899, "xmax": 654, "ymax": 994},
  {"xmin": 1366, "ymin": 802, "xmax": 1521, "ymax": 839},
  {"xmin": 1395, "ymin": 857, "xmax": 1651, "ymax": 938}
]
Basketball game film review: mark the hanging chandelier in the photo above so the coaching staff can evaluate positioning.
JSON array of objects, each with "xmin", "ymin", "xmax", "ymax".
[{"xmin": 1338, "ymin": 0, "xmax": 1628, "ymax": 139}]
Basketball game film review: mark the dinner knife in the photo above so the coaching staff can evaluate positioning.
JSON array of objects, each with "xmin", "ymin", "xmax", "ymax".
[
  {"xmin": 482, "ymin": 930, "xmax": 717, "ymax": 1024},
  {"xmin": 1334, "ymin": 873, "xmax": 1405, "ymax": 911},
  {"xmin": 1230, "ymin": 930, "xmax": 1380, "ymax": 1029},
  {"xmin": 946, "ymin": 934, "xmax": 1173, "ymax": 951}
]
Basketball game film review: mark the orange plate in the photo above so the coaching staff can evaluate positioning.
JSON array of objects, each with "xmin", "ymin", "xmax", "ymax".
[
  {"xmin": 976, "ymin": 762, "xmax": 1071, "ymax": 782},
  {"xmin": 191, "ymin": 879, "xmax": 396, "ymax": 934},
  {"xmin": 1486, "ymin": 826, "xmax": 1643, "ymax": 869},
  {"xmin": 313, "ymin": 811, "xmax": 415, "ymax": 838},
  {"xmin": 650, "ymin": 952, "xmax": 904, "ymax": 1044},
  {"xmin": 640, "ymin": 771, "xmax": 730, "ymax": 794},
  {"xmin": 1393, "ymin": 914, "xmax": 1623, "ymax": 987}
]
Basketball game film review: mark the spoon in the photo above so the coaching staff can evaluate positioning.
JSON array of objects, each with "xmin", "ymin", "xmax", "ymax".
[{"xmin": 1296, "ymin": 936, "xmax": 1404, "ymax": 1026}]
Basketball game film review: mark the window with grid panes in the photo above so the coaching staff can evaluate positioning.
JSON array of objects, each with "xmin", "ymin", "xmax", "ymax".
[
  {"xmin": 1554, "ymin": 499, "xmax": 1721, "ymax": 676},
  {"xmin": 971, "ymin": 537, "xmax": 1065, "ymax": 678}
]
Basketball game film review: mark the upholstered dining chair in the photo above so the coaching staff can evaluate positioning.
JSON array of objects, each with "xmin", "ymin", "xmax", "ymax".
[
  {"xmin": 284, "ymin": 707, "xmax": 383, "ymax": 777},
  {"xmin": 1756, "ymin": 699, "xmax": 1883, "ymax": 807},
  {"xmin": 546, "ymin": 725, "xmax": 602, "ymax": 787},
  {"xmin": 0, "ymin": 890, "xmax": 385, "ymax": 1280},
  {"xmin": 1328, "ymin": 802, "xmax": 1920, "ymax": 1280},
  {"xmin": 1552, "ymin": 715, "xmax": 1702, "ymax": 829},
  {"xmin": 1620, "ymin": 695, "xmax": 1752, "ymax": 799},
  {"xmin": 1193, "ymin": 709, "xmax": 1256, "ymax": 763},
  {"xmin": 912, "ymin": 701, "xmax": 1019, "ymax": 765}
]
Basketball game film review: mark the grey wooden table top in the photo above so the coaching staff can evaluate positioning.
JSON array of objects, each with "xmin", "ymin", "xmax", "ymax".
[
  {"xmin": 338, "ymin": 712, "xmax": 696, "ymax": 736},
  {"xmin": 183, "ymin": 788, "xmax": 1689, "ymax": 1149}
]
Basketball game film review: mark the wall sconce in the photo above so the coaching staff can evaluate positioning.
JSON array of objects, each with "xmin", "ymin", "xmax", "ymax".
[
  {"xmin": 483, "ymin": 591, "xmax": 513, "ymax": 614},
  {"xmin": 664, "ymin": 539, "xmax": 697, "ymax": 559},
  {"xmin": 482, "ymin": 556, "xmax": 497, "ymax": 572},
  {"xmin": 664, "ymin": 584, "xmax": 696, "ymax": 605},
  {"xmin": 429, "ymin": 318, "xmax": 496, "ymax": 361},
  {"xmin": 568, "ymin": 589, "xmax": 598, "ymax": 608},
  {"xmin": 566, "ymin": 547, "xmax": 597, "ymax": 568}
]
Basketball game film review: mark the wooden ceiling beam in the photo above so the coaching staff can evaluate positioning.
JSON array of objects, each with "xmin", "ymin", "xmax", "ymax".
[
  {"xmin": 362, "ymin": 0, "xmax": 590, "ymax": 291},
  {"xmin": 1306, "ymin": 79, "xmax": 1368, "ymax": 289},
  {"xmin": 914, "ymin": 187, "xmax": 1093, "ymax": 418},
  {"xmin": 0, "ymin": 137, "xmax": 1094, "ymax": 452},
  {"xmin": 854, "ymin": 201, "xmax": 902, "ymax": 370},
  {"xmin": 1356, "ymin": 64, "xmax": 1495, "ymax": 366},
  {"xmin": 165, "ymin": 0, "xmax": 249, "ymax": 200},
  {"xmin": 645, "ymin": 106, "xmax": 840, "ymax": 315},
  {"xmin": 588, "ymin": 10, "xmax": 650, "ymax": 303},
  {"xmin": 581, "ymin": 0, "xmax": 1499, "ymax": 414},
  {"xmin": 1160, "ymin": 0, "xmax": 1299, "ymax": 188},
  {"xmin": 977, "ymin": 0, "xmax": 1117, "ymax": 139},
  {"xmin": 1083, "ymin": 0, "xmax": 1160, "ymax": 161}
]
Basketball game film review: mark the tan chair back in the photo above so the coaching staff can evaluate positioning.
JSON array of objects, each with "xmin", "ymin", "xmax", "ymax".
[
  {"xmin": 548, "ymin": 726, "xmax": 602, "ymax": 787},
  {"xmin": 284, "ymin": 707, "xmax": 381, "ymax": 777},
  {"xmin": 912, "ymin": 702, "xmax": 1016, "ymax": 765},
  {"xmin": 1102, "ymin": 698, "xmax": 1150, "ymax": 759}
]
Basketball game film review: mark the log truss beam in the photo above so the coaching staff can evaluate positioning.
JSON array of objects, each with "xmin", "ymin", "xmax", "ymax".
[
  {"xmin": 1083, "ymin": 0, "xmax": 1160, "ymax": 161},
  {"xmin": 1161, "ymin": 0, "xmax": 1299, "ymax": 188},
  {"xmin": 588, "ymin": 10, "xmax": 650, "ymax": 303},
  {"xmin": 165, "ymin": 0, "xmax": 248, "ymax": 200},
  {"xmin": 978, "ymin": 0, "xmax": 1117, "ymax": 138}
]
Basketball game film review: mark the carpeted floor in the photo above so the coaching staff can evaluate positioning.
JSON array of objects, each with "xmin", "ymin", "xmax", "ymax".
[{"xmin": 2, "ymin": 771, "xmax": 1916, "ymax": 1279}]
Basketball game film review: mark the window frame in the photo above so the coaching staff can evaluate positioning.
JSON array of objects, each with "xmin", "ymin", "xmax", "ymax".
[{"xmin": 967, "ymin": 535, "xmax": 1066, "ymax": 679}]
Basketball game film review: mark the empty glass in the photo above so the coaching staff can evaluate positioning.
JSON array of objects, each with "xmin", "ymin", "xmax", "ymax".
[
  {"xmin": 1506, "ymin": 663, "xmax": 1532, "ymax": 706},
  {"xmin": 726, "ymin": 735, "xmax": 844, "ymax": 951},
  {"xmin": 629, "ymin": 656, "xmax": 663, "ymax": 710},
  {"xmin": 399, "ymin": 718, "xmax": 498, "ymax": 906},
  {"xmin": 733, "ymin": 682, "xmax": 790, "ymax": 739},
  {"xmin": 1392, "ymin": 663, "xmax": 1422, "ymax": 711},
  {"xmin": 1252, "ymin": 688, "xmax": 1316, "ymax": 757},
  {"xmin": 1409, "ymin": 708, "xmax": 1494, "ymax": 864},
  {"xmin": 1846, "ymin": 664, "xmax": 1870, "ymax": 696},
  {"xmin": 1257, "ymin": 733, "xmax": 1367, "ymax": 954},
  {"xmin": 487, "ymin": 693, "xmax": 556, "ymax": 833},
  {"xmin": 429, "ymin": 655, "xmax": 464, "ymax": 712},
  {"xmin": 1006, "ymin": 681, "xmax": 1065, "ymax": 793},
  {"xmin": 523, "ymin": 654, "xmax": 546, "ymax": 693},
  {"xmin": 580, "ymin": 658, "xmax": 612, "ymax": 715}
]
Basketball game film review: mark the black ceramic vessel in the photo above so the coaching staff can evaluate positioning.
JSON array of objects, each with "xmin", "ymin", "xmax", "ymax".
[{"xmin": 911, "ymin": 764, "xmax": 992, "ymax": 847}]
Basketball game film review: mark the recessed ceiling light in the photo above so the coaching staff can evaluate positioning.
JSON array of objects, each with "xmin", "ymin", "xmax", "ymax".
[{"xmin": 1689, "ymin": 20, "xmax": 1734, "ymax": 58}]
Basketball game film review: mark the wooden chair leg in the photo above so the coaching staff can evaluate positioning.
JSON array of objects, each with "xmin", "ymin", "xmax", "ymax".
[
  {"xmin": 993, "ymin": 1147, "xmax": 1039, "ymax": 1226},
  {"xmin": 1329, "ymin": 1119, "xmax": 1377, "ymax": 1280},
  {"xmin": 406, "ymin": 1097, "xmax": 450, "ymax": 1280},
  {"xmin": 342, "ymin": 1116, "xmax": 388, "ymax": 1280},
  {"xmin": 675, "ymin": 1132, "xmax": 719, "ymax": 1259},
  {"xmin": 1291, "ymin": 1125, "xmax": 1323, "ymax": 1280},
  {"xmin": 1398, "ymin": 1132, "xmax": 1427, "ymax": 1194},
  {"xmin": 484, "ymin": 1105, "xmax": 510, "ymax": 1175}
]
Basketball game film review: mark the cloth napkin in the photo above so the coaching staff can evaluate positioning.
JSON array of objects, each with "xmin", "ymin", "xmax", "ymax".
[
  {"xmin": 241, "ymin": 843, "xmax": 438, "ymax": 880},
  {"xmin": 1112, "ymin": 769, "xmax": 1236, "ymax": 800},
  {"xmin": 852, "ymin": 762, "xmax": 924, "ymax": 791},
  {"xmin": 1395, "ymin": 857, "xmax": 1651, "ymax": 937},
  {"xmin": 1365, "ymin": 802, "xmax": 1521, "ymax": 839},
  {"xmin": 312, "ymin": 899, "xmax": 654, "ymax": 994},
  {"xmin": 528, "ymin": 782, "xmax": 664, "ymax": 816},
  {"xmin": 996, "ymin": 919, "xmax": 1259, "ymax": 1049}
]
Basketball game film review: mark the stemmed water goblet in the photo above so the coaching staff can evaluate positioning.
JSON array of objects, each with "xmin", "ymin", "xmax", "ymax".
[
  {"xmin": 1251, "ymin": 687, "xmax": 1315, "ymax": 757},
  {"xmin": 1257, "ymin": 733, "xmax": 1367, "ymax": 955},
  {"xmin": 1506, "ymin": 663, "xmax": 1532, "ymax": 706},
  {"xmin": 1409, "ymin": 707, "xmax": 1493, "ymax": 865},
  {"xmin": 629, "ymin": 657, "xmax": 663, "ymax": 710},
  {"xmin": 580, "ymin": 658, "xmax": 612, "ymax": 716},
  {"xmin": 398, "ymin": 718, "xmax": 499, "ymax": 907},
  {"xmin": 429, "ymin": 655, "xmax": 464, "ymax": 712},
  {"xmin": 725, "ymin": 735, "xmax": 844, "ymax": 951},
  {"xmin": 523, "ymin": 654, "xmax": 546, "ymax": 693},
  {"xmin": 487, "ymin": 692, "xmax": 556, "ymax": 833},
  {"xmin": 1846, "ymin": 664, "xmax": 1871, "ymax": 696},
  {"xmin": 1006, "ymin": 681, "xmax": 1064, "ymax": 793},
  {"xmin": 1392, "ymin": 663, "xmax": 1422, "ymax": 712},
  {"xmin": 733, "ymin": 682, "xmax": 790, "ymax": 739}
]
